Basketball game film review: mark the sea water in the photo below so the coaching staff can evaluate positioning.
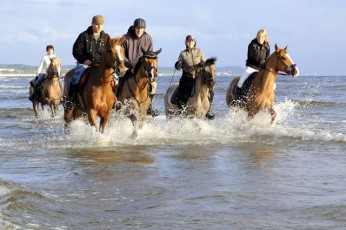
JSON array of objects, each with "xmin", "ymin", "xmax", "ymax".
[{"xmin": 0, "ymin": 74, "xmax": 345, "ymax": 229}]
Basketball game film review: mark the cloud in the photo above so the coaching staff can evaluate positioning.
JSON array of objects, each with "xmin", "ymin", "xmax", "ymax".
[{"xmin": 1, "ymin": 0, "xmax": 346, "ymax": 75}]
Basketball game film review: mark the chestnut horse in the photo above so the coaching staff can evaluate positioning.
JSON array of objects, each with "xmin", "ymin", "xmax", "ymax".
[
  {"xmin": 116, "ymin": 48, "xmax": 162, "ymax": 138},
  {"xmin": 164, "ymin": 57, "xmax": 217, "ymax": 119},
  {"xmin": 29, "ymin": 57, "xmax": 62, "ymax": 117},
  {"xmin": 63, "ymin": 34, "xmax": 127, "ymax": 133},
  {"xmin": 226, "ymin": 44, "xmax": 299, "ymax": 124}
]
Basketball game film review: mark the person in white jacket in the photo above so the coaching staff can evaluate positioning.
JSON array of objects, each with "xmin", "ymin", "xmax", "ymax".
[{"xmin": 30, "ymin": 45, "xmax": 56, "ymax": 88}]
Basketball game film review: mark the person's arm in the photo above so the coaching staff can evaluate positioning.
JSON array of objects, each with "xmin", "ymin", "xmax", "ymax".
[
  {"xmin": 72, "ymin": 33, "xmax": 86, "ymax": 64},
  {"xmin": 175, "ymin": 52, "xmax": 183, "ymax": 70},
  {"xmin": 147, "ymin": 35, "xmax": 153, "ymax": 52},
  {"xmin": 247, "ymin": 43, "xmax": 255, "ymax": 61},
  {"xmin": 198, "ymin": 49, "xmax": 206, "ymax": 67},
  {"xmin": 37, "ymin": 56, "xmax": 45, "ymax": 75},
  {"xmin": 265, "ymin": 43, "xmax": 270, "ymax": 60}
]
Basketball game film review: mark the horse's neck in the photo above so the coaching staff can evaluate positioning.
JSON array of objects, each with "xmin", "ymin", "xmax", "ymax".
[
  {"xmin": 254, "ymin": 68, "xmax": 277, "ymax": 92},
  {"xmin": 134, "ymin": 67, "xmax": 149, "ymax": 89},
  {"xmin": 194, "ymin": 73, "xmax": 209, "ymax": 98}
]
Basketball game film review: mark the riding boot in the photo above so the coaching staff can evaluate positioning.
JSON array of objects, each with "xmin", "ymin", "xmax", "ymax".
[
  {"xmin": 147, "ymin": 94, "xmax": 158, "ymax": 117},
  {"xmin": 234, "ymin": 86, "xmax": 243, "ymax": 101}
]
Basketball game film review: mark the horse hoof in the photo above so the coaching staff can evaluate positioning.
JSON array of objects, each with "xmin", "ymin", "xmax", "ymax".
[{"xmin": 206, "ymin": 111, "xmax": 215, "ymax": 120}]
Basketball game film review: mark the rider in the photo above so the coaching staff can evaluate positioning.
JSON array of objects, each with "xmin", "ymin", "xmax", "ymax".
[
  {"xmin": 174, "ymin": 35, "xmax": 215, "ymax": 119},
  {"xmin": 235, "ymin": 28, "xmax": 270, "ymax": 101},
  {"xmin": 66, "ymin": 15, "xmax": 108, "ymax": 102},
  {"xmin": 117, "ymin": 18, "xmax": 158, "ymax": 117},
  {"xmin": 29, "ymin": 45, "xmax": 56, "ymax": 101}
]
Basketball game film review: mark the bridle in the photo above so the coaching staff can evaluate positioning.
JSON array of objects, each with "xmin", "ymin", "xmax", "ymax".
[
  {"xmin": 46, "ymin": 63, "xmax": 61, "ymax": 81},
  {"xmin": 272, "ymin": 52, "xmax": 297, "ymax": 76},
  {"xmin": 126, "ymin": 56, "xmax": 158, "ymax": 106}
]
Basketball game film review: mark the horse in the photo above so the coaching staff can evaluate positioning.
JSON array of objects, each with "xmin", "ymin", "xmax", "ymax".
[
  {"xmin": 116, "ymin": 48, "xmax": 162, "ymax": 138},
  {"xmin": 164, "ymin": 57, "xmax": 217, "ymax": 119},
  {"xmin": 29, "ymin": 56, "xmax": 62, "ymax": 118},
  {"xmin": 63, "ymin": 34, "xmax": 127, "ymax": 133},
  {"xmin": 225, "ymin": 44, "xmax": 299, "ymax": 124}
]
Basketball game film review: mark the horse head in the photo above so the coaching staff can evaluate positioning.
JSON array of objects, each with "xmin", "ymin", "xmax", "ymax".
[
  {"xmin": 46, "ymin": 57, "xmax": 61, "ymax": 79},
  {"xmin": 140, "ymin": 48, "xmax": 162, "ymax": 82},
  {"xmin": 273, "ymin": 44, "xmax": 299, "ymax": 77},
  {"xmin": 106, "ymin": 34, "xmax": 128, "ymax": 77},
  {"xmin": 200, "ymin": 57, "xmax": 217, "ymax": 88}
]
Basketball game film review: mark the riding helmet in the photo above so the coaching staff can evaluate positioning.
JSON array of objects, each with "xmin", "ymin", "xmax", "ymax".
[
  {"xmin": 185, "ymin": 35, "xmax": 195, "ymax": 42},
  {"xmin": 134, "ymin": 18, "xmax": 146, "ymax": 28}
]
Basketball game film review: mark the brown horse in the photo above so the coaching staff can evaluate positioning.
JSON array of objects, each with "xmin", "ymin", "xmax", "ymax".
[
  {"xmin": 29, "ymin": 57, "xmax": 62, "ymax": 117},
  {"xmin": 226, "ymin": 44, "xmax": 299, "ymax": 124},
  {"xmin": 164, "ymin": 57, "xmax": 217, "ymax": 119},
  {"xmin": 63, "ymin": 34, "xmax": 127, "ymax": 133},
  {"xmin": 116, "ymin": 48, "xmax": 162, "ymax": 138}
]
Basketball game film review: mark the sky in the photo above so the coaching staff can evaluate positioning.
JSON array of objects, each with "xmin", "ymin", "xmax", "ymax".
[{"xmin": 1, "ymin": 0, "xmax": 345, "ymax": 76}]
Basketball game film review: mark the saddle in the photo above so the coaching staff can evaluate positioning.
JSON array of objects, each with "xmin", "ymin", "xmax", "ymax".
[
  {"xmin": 233, "ymin": 72, "xmax": 256, "ymax": 99},
  {"xmin": 170, "ymin": 87, "xmax": 179, "ymax": 104}
]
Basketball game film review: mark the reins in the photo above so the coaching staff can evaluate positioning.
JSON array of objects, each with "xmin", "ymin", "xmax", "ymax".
[{"xmin": 125, "ymin": 65, "xmax": 151, "ymax": 107}]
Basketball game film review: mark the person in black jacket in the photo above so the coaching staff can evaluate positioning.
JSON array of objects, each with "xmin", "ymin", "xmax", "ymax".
[
  {"xmin": 235, "ymin": 29, "xmax": 270, "ymax": 100},
  {"xmin": 72, "ymin": 15, "xmax": 107, "ymax": 66},
  {"xmin": 67, "ymin": 15, "xmax": 107, "ymax": 102}
]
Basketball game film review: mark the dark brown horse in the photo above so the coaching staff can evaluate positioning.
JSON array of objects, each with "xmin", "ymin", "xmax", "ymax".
[
  {"xmin": 226, "ymin": 44, "xmax": 299, "ymax": 124},
  {"xmin": 29, "ymin": 57, "xmax": 62, "ymax": 117},
  {"xmin": 164, "ymin": 57, "xmax": 217, "ymax": 119},
  {"xmin": 63, "ymin": 34, "xmax": 127, "ymax": 133},
  {"xmin": 116, "ymin": 48, "xmax": 162, "ymax": 137}
]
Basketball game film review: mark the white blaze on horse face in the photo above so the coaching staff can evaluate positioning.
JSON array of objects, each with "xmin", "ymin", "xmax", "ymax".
[
  {"xmin": 286, "ymin": 53, "xmax": 299, "ymax": 77},
  {"xmin": 115, "ymin": 45, "xmax": 123, "ymax": 61}
]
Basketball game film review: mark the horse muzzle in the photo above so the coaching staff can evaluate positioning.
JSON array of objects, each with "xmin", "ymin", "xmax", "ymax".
[
  {"xmin": 146, "ymin": 66, "xmax": 157, "ymax": 82},
  {"xmin": 115, "ymin": 62, "xmax": 128, "ymax": 78},
  {"xmin": 287, "ymin": 64, "xmax": 299, "ymax": 77}
]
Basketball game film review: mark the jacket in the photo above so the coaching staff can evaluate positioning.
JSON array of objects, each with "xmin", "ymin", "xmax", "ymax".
[
  {"xmin": 175, "ymin": 47, "xmax": 206, "ymax": 78},
  {"xmin": 246, "ymin": 38, "xmax": 270, "ymax": 70},
  {"xmin": 72, "ymin": 26, "xmax": 107, "ymax": 64},
  {"xmin": 37, "ymin": 54, "xmax": 56, "ymax": 75},
  {"xmin": 123, "ymin": 26, "xmax": 153, "ymax": 71}
]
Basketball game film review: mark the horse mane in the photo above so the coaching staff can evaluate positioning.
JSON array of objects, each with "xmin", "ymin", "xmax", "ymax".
[{"xmin": 205, "ymin": 57, "xmax": 217, "ymax": 66}]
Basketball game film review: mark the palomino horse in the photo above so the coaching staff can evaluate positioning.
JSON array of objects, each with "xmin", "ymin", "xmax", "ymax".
[
  {"xmin": 63, "ymin": 34, "xmax": 127, "ymax": 133},
  {"xmin": 29, "ymin": 57, "xmax": 62, "ymax": 117},
  {"xmin": 226, "ymin": 44, "xmax": 299, "ymax": 124},
  {"xmin": 116, "ymin": 48, "xmax": 162, "ymax": 137},
  {"xmin": 164, "ymin": 57, "xmax": 217, "ymax": 119}
]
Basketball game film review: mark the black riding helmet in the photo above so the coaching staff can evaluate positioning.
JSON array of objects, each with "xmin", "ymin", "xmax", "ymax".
[{"xmin": 133, "ymin": 18, "xmax": 146, "ymax": 28}]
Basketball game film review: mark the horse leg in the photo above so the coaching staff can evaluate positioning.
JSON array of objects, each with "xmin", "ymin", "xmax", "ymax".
[
  {"xmin": 129, "ymin": 114, "xmax": 138, "ymax": 138},
  {"xmin": 50, "ymin": 104, "xmax": 55, "ymax": 118},
  {"xmin": 64, "ymin": 107, "xmax": 74, "ymax": 134},
  {"xmin": 33, "ymin": 100, "xmax": 39, "ymax": 117},
  {"xmin": 99, "ymin": 110, "xmax": 112, "ymax": 133},
  {"xmin": 269, "ymin": 107, "xmax": 277, "ymax": 124},
  {"xmin": 87, "ymin": 109, "xmax": 98, "ymax": 132}
]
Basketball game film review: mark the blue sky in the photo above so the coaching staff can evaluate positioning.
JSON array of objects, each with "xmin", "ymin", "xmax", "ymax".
[{"xmin": 1, "ymin": 0, "xmax": 345, "ymax": 75}]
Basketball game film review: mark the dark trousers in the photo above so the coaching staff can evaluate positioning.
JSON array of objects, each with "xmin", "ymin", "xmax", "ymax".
[
  {"xmin": 116, "ymin": 69, "xmax": 132, "ymax": 98},
  {"xmin": 177, "ymin": 75, "xmax": 195, "ymax": 109}
]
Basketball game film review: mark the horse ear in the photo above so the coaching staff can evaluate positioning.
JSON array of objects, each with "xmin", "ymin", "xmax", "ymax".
[
  {"xmin": 284, "ymin": 45, "xmax": 288, "ymax": 51},
  {"xmin": 119, "ymin": 34, "xmax": 126, "ymax": 44},
  {"xmin": 275, "ymin": 43, "xmax": 279, "ymax": 52},
  {"xmin": 154, "ymin": 48, "xmax": 162, "ymax": 55}
]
